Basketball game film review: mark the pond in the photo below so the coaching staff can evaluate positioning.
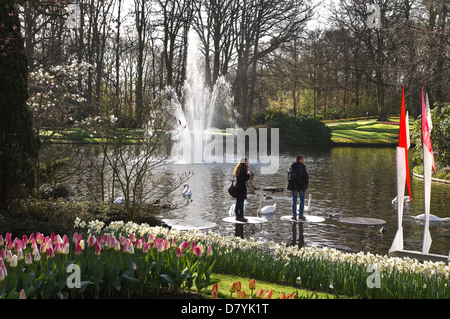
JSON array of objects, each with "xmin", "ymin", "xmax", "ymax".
[{"xmin": 161, "ymin": 146, "xmax": 450, "ymax": 257}]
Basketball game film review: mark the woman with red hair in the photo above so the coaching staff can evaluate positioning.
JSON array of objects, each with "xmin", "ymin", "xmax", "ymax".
[{"xmin": 233, "ymin": 157, "xmax": 252, "ymax": 222}]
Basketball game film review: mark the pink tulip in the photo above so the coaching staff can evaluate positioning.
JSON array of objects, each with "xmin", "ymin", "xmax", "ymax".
[
  {"xmin": 19, "ymin": 289, "xmax": 26, "ymax": 299},
  {"xmin": 87, "ymin": 234, "xmax": 96, "ymax": 247},
  {"xmin": 22, "ymin": 235, "xmax": 29, "ymax": 247},
  {"xmin": 0, "ymin": 249, "xmax": 5, "ymax": 259},
  {"xmin": 17, "ymin": 248, "xmax": 23, "ymax": 260},
  {"xmin": 176, "ymin": 247, "xmax": 183, "ymax": 258},
  {"xmin": 179, "ymin": 241, "xmax": 190, "ymax": 251},
  {"xmin": 46, "ymin": 247, "xmax": 54, "ymax": 259},
  {"xmin": 142, "ymin": 242, "xmax": 150, "ymax": 253},
  {"xmin": 63, "ymin": 243, "xmax": 70, "ymax": 255},
  {"xmin": 163, "ymin": 238, "xmax": 170, "ymax": 251},
  {"xmin": 147, "ymin": 233, "xmax": 155, "ymax": 244},
  {"xmin": 54, "ymin": 242, "xmax": 63, "ymax": 254},
  {"xmin": 193, "ymin": 246, "xmax": 203, "ymax": 258},
  {"xmin": 75, "ymin": 243, "xmax": 83, "ymax": 256},
  {"xmin": 94, "ymin": 243, "xmax": 101, "ymax": 256},
  {"xmin": 25, "ymin": 252, "xmax": 33, "ymax": 265},
  {"xmin": 36, "ymin": 232, "xmax": 44, "ymax": 245},
  {"xmin": 0, "ymin": 234, "xmax": 4, "ymax": 246},
  {"xmin": 207, "ymin": 246, "xmax": 213, "ymax": 257},
  {"xmin": 129, "ymin": 233, "xmax": 136, "ymax": 243}
]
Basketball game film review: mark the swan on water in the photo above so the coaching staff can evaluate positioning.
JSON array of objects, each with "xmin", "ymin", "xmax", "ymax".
[
  {"xmin": 181, "ymin": 184, "xmax": 192, "ymax": 198},
  {"xmin": 256, "ymin": 193, "xmax": 276, "ymax": 215},
  {"xmin": 228, "ymin": 200, "xmax": 249, "ymax": 216},
  {"xmin": 413, "ymin": 214, "xmax": 450, "ymax": 223},
  {"xmin": 392, "ymin": 195, "xmax": 410, "ymax": 205},
  {"xmin": 297, "ymin": 194, "xmax": 312, "ymax": 212}
]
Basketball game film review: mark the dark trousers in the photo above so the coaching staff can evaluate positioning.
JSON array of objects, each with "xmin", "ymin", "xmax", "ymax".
[{"xmin": 235, "ymin": 198, "xmax": 245, "ymax": 218}]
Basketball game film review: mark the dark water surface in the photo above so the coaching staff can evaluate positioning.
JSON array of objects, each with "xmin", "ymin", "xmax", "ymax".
[{"xmin": 162, "ymin": 146, "xmax": 450, "ymax": 256}]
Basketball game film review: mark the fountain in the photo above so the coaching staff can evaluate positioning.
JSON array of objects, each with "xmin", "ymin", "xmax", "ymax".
[{"xmin": 171, "ymin": 31, "xmax": 234, "ymax": 163}]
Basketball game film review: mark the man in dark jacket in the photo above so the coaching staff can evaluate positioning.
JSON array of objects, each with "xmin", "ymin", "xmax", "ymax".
[{"xmin": 287, "ymin": 155, "xmax": 309, "ymax": 220}]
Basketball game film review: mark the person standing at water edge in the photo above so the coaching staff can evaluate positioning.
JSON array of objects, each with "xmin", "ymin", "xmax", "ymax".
[
  {"xmin": 234, "ymin": 157, "xmax": 253, "ymax": 222},
  {"xmin": 287, "ymin": 155, "xmax": 309, "ymax": 220}
]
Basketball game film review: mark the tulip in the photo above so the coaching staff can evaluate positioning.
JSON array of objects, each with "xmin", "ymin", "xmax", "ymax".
[
  {"xmin": 0, "ymin": 234, "xmax": 3, "ymax": 246},
  {"xmin": 193, "ymin": 246, "xmax": 203, "ymax": 258},
  {"xmin": 13, "ymin": 238, "xmax": 22, "ymax": 252},
  {"xmin": 94, "ymin": 242, "xmax": 102, "ymax": 256},
  {"xmin": 264, "ymin": 290, "xmax": 273, "ymax": 299},
  {"xmin": 288, "ymin": 293, "xmax": 295, "ymax": 299},
  {"xmin": 249, "ymin": 279, "xmax": 256, "ymax": 291},
  {"xmin": 25, "ymin": 252, "xmax": 33, "ymax": 265},
  {"xmin": 10, "ymin": 255, "xmax": 18, "ymax": 268},
  {"xmin": 207, "ymin": 246, "xmax": 213, "ymax": 257},
  {"xmin": 280, "ymin": 294, "xmax": 287, "ymax": 299},
  {"xmin": 46, "ymin": 247, "xmax": 55, "ymax": 259},
  {"xmin": 17, "ymin": 248, "xmax": 23, "ymax": 261},
  {"xmin": 236, "ymin": 289, "xmax": 247, "ymax": 299},
  {"xmin": 176, "ymin": 247, "xmax": 183, "ymax": 258},
  {"xmin": 75, "ymin": 243, "xmax": 83, "ymax": 256},
  {"xmin": 114, "ymin": 241, "xmax": 120, "ymax": 252},
  {"xmin": 129, "ymin": 232, "xmax": 136, "ymax": 243},
  {"xmin": 54, "ymin": 242, "xmax": 63, "ymax": 254},
  {"xmin": 179, "ymin": 241, "xmax": 190, "ymax": 251},
  {"xmin": 33, "ymin": 249, "xmax": 41, "ymax": 262},
  {"xmin": 230, "ymin": 281, "xmax": 241, "ymax": 293},
  {"xmin": 22, "ymin": 235, "xmax": 29, "ymax": 248},
  {"xmin": 19, "ymin": 289, "xmax": 26, "ymax": 299},
  {"xmin": 163, "ymin": 238, "xmax": 170, "ymax": 251},
  {"xmin": 0, "ymin": 267, "xmax": 6, "ymax": 282},
  {"xmin": 127, "ymin": 242, "xmax": 134, "ymax": 254},
  {"xmin": 172, "ymin": 237, "xmax": 177, "ymax": 248},
  {"xmin": 147, "ymin": 233, "xmax": 155, "ymax": 244},
  {"xmin": 87, "ymin": 234, "xmax": 96, "ymax": 247},
  {"xmin": 211, "ymin": 283, "xmax": 218, "ymax": 296},
  {"xmin": 63, "ymin": 243, "xmax": 70, "ymax": 255},
  {"xmin": 142, "ymin": 242, "xmax": 150, "ymax": 253}
]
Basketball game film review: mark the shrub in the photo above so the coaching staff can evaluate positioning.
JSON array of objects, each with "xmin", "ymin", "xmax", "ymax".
[{"xmin": 253, "ymin": 110, "xmax": 332, "ymax": 146}]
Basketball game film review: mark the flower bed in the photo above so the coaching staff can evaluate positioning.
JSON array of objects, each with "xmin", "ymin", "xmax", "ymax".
[{"xmin": 1, "ymin": 218, "xmax": 450, "ymax": 299}]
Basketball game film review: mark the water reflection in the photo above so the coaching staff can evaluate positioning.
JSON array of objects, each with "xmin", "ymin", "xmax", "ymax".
[
  {"xmin": 68, "ymin": 145, "xmax": 450, "ymax": 256},
  {"xmin": 164, "ymin": 146, "xmax": 450, "ymax": 256}
]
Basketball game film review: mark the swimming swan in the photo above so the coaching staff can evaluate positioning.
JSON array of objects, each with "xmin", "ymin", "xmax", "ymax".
[
  {"xmin": 181, "ymin": 184, "xmax": 192, "ymax": 198},
  {"xmin": 392, "ymin": 195, "xmax": 410, "ymax": 205},
  {"xmin": 256, "ymin": 193, "xmax": 276, "ymax": 215},
  {"xmin": 297, "ymin": 194, "xmax": 312, "ymax": 212},
  {"xmin": 228, "ymin": 200, "xmax": 249, "ymax": 216},
  {"xmin": 413, "ymin": 214, "xmax": 450, "ymax": 223}
]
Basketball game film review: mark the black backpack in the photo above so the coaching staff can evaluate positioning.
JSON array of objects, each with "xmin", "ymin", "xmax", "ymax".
[{"xmin": 287, "ymin": 163, "xmax": 297, "ymax": 190}]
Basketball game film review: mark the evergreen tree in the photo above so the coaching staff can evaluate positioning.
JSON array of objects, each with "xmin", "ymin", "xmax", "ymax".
[{"xmin": 0, "ymin": 0, "xmax": 39, "ymax": 211}]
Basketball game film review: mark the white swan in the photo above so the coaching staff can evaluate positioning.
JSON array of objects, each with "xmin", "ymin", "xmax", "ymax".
[
  {"xmin": 181, "ymin": 184, "xmax": 192, "ymax": 198},
  {"xmin": 297, "ymin": 194, "xmax": 312, "ymax": 212},
  {"xmin": 413, "ymin": 214, "xmax": 450, "ymax": 223},
  {"xmin": 113, "ymin": 197, "xmax": 125, "ymax": 204},
  {"xmin": 256, "ymin": 193, "xmax": 276, "ymax": 215},
  {"xmin": 392, "ymin": 195, "xmax": 410, "ymax": 205},
  {"xmin": 228, "ymin": 200, "xmax": 249, "ymax": 216}
]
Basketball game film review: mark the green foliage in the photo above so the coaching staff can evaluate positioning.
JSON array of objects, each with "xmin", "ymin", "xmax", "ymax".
[
  {"xmin": 253, "ymin": 110, "xmax": 332, "ymax": 146},
  {"xmin": 411, "ymin": 103, "xmax": 450, "ymax": 178},
  {"xmin": 0, "ymin": 0, "xmax": 39, "ymax": 210}
]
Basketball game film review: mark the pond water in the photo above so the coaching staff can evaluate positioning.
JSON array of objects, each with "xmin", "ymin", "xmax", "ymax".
[{"xmin": 160, "ymin": 146, "xmax": 450, "ymax": 256}]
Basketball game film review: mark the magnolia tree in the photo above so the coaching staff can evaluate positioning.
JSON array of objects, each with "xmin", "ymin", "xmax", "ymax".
[{"xmin": 28, "ymin": 61, "xmax": 91, "ymax": 197}]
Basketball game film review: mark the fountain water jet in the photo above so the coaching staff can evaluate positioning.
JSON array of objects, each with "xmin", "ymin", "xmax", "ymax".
[{"xmin": 171, "ymin": 31, "xmax": 234, "ymax": 163}]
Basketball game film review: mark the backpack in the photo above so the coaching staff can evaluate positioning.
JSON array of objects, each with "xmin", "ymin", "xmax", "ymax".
[{"xmin": 287, "ymin": 164, "xmax": 297, "ymax": 190}]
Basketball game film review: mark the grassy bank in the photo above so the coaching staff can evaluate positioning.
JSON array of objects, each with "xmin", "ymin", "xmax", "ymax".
[{"xmin": 326, "ymin": 118, "xmax": 402, "ymax": 146}]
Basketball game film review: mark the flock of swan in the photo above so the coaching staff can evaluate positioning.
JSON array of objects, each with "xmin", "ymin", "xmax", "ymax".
[{"xmin": 114, "ymin": 184, "xmax": 450, "ymax": 226}]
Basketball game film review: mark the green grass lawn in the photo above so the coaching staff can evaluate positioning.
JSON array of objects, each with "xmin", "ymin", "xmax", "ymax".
[{"xmin": 327, "ymin": 119, "xmax": 402, "ymax": 146}]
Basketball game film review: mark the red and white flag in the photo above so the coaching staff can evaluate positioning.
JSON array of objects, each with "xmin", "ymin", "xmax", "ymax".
[{"xmin": 421, "ymin": 85, "xmax": 436, "ymax": 174}]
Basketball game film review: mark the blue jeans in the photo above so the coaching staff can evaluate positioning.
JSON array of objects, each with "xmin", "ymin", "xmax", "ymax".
[{"xmin": 292, "ymin": 190, "xmax": 305, "ymax": 218}]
